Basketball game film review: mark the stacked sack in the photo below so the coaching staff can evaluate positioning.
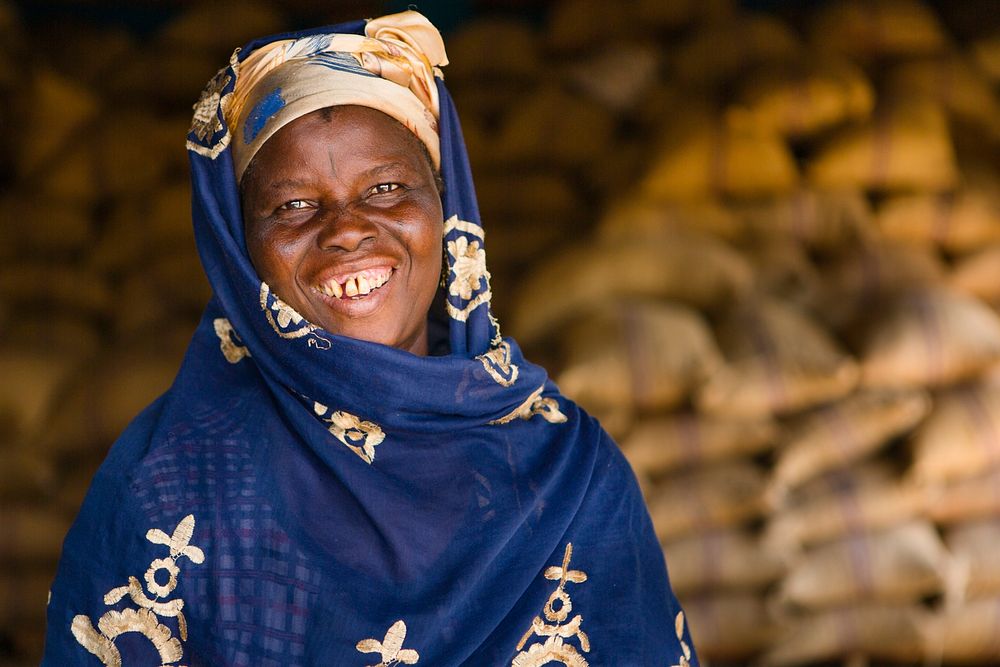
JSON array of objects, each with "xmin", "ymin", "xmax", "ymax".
[{"xmin": 512, "ymin": 0, "xmax": 1000, "ymax": 664}]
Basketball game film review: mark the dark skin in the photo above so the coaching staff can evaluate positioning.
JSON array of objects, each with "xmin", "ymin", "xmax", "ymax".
[{"xmin": 241, "ymin": 106, "xmax": 444, "ymax": 356}]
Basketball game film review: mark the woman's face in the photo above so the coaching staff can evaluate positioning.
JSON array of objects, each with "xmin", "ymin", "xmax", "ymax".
[{"xmin": 242, "ymin": 106, "xmax": 443, "ymax": 356}]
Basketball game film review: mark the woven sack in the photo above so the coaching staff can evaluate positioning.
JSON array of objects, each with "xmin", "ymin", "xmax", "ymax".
[
  {"xmin": 758, "ymin": 603, "xmax": 928, "ymax": 666},
  {"xmin": 492, "ymin": 85, "xmax": 615, "ymax": 168},
  {"xmin": 973, "ymin": 34, "xmax": 1000, "ymax": 84},
  {"xmin": 809, "ymin": 0, "xmax": 948, "ymax": 60},
  {"xmin": 663, "ymin": 526, "xmax": 786, "ymax": 595},
  {"xmin": 923, "ymin": 467, "xmax": 1000, "ymax": 525},
  {"xmin": 859, "ymin": 289, "xmax": 1000, "ymax": 389},
  {"xmin": 444, "ymin": 19, "xmax": 539, "ymax": 84},
  {"xmin": 36, "ymin": 23, "xmax": 134, "ymax": 85},
  {"xmin": 0, "ymin": 506, "xmax": 70, "ymax": 564},
  {"xmin": 876, "ymin": 188, "xmax": 1000, "ymax": 254},
  {"xmin": 91, "ymin": 111, "xmax": 187, "ymax": 197},
  {"xmin": 620, "ymin": 412, "xmax": 776, "ymax": 477},
  {"xmin": 776, "ymin": 521, "xmax": 946, "ymax": 610},
  {"xmin": 633, "ymin": 0, "xmax": 735, "ymax": 30},
  {"xmin": 766, "ymin": 461, "xmax": 927, "ymax": 549},
  {"xmin": 3, "ymin": 314, "xmax": 103, "ymax": 361},
  {"xmin": 696, "ymin": 298, "xmax": 859, "ymax": 417},
  {"xmin": 0, "ymin": 351, "xmax": 81, "ymax": 441},
  {"xmin": 670, "ymin": 15, "xmax": 801, "ymax": 90},
  {"xmin": 0, "ymin": 195, "xmax": 93, "ymax": 255},
  {"xmin": 0, "ymin": 568, "xmax": 54, "ymax": 627},
  {"xmin": 924, "ymin": 596, "xmax": 1000, "ymax": 663},
  {"xmin": 944, "ymin": 519, "xmax": 1000, "ymax": 598},
  {"xmin": 681, "ymin": 592, "xmax": 776, "ymax": 662},
  {"xmin": 0, "ymin": 450, "xmax": 53, "ymax": 499},
  {"xmin": 545, "ymin": 0, "xmax": 634, "ymax": 52},
  {"xmin": 598, "ymin": 199, "xmax": 742, "ymax": 244},
  {"xmin": 566, "ymin": 43, "xmax": 660, "ymax": 113},
  {"xmin": 474, "ymin": 170, "xmax": 585, "ymax": 230},
  {"xmin": 806, "ymin": 100, "xmax": 958, "ymax": 192},
  {"xmin": 817, "ymin": 242, "xmax": 945, "ymax": 333},
  {"xmin": 106, "ymin": 47, "xmax": 222, "ymax": 104},
  {"xmin": 511, "ymin": 228, "xmax": 752, "ymax": 343},
  {"xmin": 557, "ymin": 301, "xmax": 722, "ymax": 416},
  {"xmin": 731, "ymin": 188, "xmax": 871, "ymax": 250},
  {"xmin": 730, "ymin": 59, "xmax": 874, "ymax": 138},
  {"xmin": 770, "ymin": 389, "xmax": 930, "ymax": 494},
  {"xmin": 888, "ymin": 55, "xmax": 1000, "ymax": 137},
  {"xmin": 640, "ymin": 112, "xmax": 798, "ymax": 200},
  {"xmin": 0, "ymin": 262, "xmax": 112, "ymax": 319},
  {"xmin": 157, "ymin": 0, "xmax": 284, "ymax": 53},
  {"xmin": 951, "ymin": 244, "xmax": 1000, "ymax": 304},
  {"xmin": 910, "ymin": 385, "xmax": 1000, "ymax": 485},
  {"xmin": 646, "ymin": 461, "xmax": 768, "ymax": 541},
  {"xmin": 743, "ymin": 238, "xmax": 824, "ymax": 311},
  {"xmin": 115, "ymin": 252, "xmax": 211, "ymax": 335}
]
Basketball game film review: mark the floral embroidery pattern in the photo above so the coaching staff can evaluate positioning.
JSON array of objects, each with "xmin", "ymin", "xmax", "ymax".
[
  {"xmin": 71, "ymin": 515, "xmax": 204, "ymax": 666},
  {"xmin": 186, "ymin": 56, "xmax": 236, "ymax": 159},
  {"xmin": 490, "ymin": 385, "xmax": 568, "ymax": 426},
  {"xmin": 356, "ymin": 620, "xmax": 420, "ymax": 666},
  {"xmin": 477, "ymin": 341, "xmax": 519, "ymax": 387},
  {"xmin": 669, "ymin": 612, "xmax": 693, "ymax": 667},
  {"xmin": 213, "ymin": 318, "xmax": 250, "ymax": 364},
  {"xmin": 314, "ymin": 402, "xmax": 386, "ymax": 464},
  {"xmin": 513, "ymin": 543, "xmax": 590, "ymax": 667},
  {"xmin": 447, "ymin": 236, "xmax": 489, "ymax": 301},
  {"xmin": 259, "ymin": 282, "xmax": 331, "ymax": 349}
]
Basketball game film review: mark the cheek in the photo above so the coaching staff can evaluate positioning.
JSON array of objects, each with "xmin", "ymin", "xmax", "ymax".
[{"xmin": 246, "ymin": 223, "xmax": 305, "ymax": 284}]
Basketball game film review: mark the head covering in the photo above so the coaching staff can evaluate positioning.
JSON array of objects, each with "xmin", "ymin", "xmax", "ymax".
[{"xmin": 43, "ymin": 11, "xmax": 696, "ymax": 666}]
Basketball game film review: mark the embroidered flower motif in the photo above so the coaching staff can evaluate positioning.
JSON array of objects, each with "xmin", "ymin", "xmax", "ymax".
[
  {"xmin": 356, "ymin": 620, "xmax": 420, "ymax": 666},
  {"xmin": 490, "ymin": 385, "xmax": 568, "ymax": 426},
  {"xmin": 477, "ymin": 341, "xmax": 519, "ymax": 387},
  {"xmin": 447, "ymin": 236, "xmax": 489, "ymax": 301},
  {"xmin": 213, "ymin": 318, "xmax": 250, "ymax": 364},
  {"xmin": 670, "ymin": 612, "xmax": 693, "ymax": 667},
  {"xmin": 313, "ymin": 402, "xmax": 386, "ymax": 464},
  {"xmin": 271, "ymin": 296, "xmax": 304, "ymax": 328},
  {"xmin": 190, "ymin": 68, "xmax": 231, "ymax": 142},
  {"xmin": 144, "ymin": 558, "xmax": 180, "ymax": 598}
]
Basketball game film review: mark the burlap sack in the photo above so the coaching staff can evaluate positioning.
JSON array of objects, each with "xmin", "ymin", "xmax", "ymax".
[
  {"xmin": 33, "ymin": 328, "xmax": 191, "ymax": 457},
  {"xmin": 444, "ymin": 19, "xmax": 539, "ymax": 84},
  {"xmin": 922, "ymin": 466, "xmax": 1000, "ymax": 525},
  {"xmin": 597, "ymin": 199, "xmax": 743, "ymax": 244},
  {"xmin": 492, "ymin": 85, "xmax": 615, "ymax": 168},
  {"xmin": 758, "ymin": 603, "xmax": 928, "ymax": 666},
  {"xmin": 106, "ymin": 47, "xmax": 222, "ymax": 104},
  {"xmin": 0, "ymin": 351, "xmax": 82, "ymax": 441},
  {"xmin": 766, "ymin": 462, "xmax": 927, "ymax": 549},
  {"xmin": 663, "ymin": 526, "xmax": 786, "ymax": 595},
  {"xmin": 0, "ymin": 450, "xmax": 53, "ymax": 499},
  {"xmin": 875, "ymin": 188, "xmax": 1000, "ymax": 254},
  {"xmin": 557, "ymin": 301, "xmax": 722, "ymax": 415},
  {"xmin": 640, "ymin": 112, "xmax": 799, "ymax": 200},
  {"xmin": 696, "ymin": 298, "xmax": 859, "ymax": 417},
  {"xmin": 633, "ymin": 0, "xmax": 735, "ymax": 31},
  {"xmin": 3, "ymin": 314, "xmax": 103, "ymax": 361},
  {"xmin": 0, "ymin": 195, "xmax": 93, "ymax": 256},
  {"xmin": 0, "ymin": 262, "xmax": 112, "ymax": 319},
  {"xmin": 670, "ymin": 15, "xmax": 801, "ymax": 90},
  {"xmin": 944, "ymin": 519, "xmax": 1000, "ymax": 599},
  {"xmin": 806, "ymin": 100, "xmax": 958, "ymax": 192},
  {"xmin": 951, "ymin": 244, "xmax": 1000, "ymax": 305},
  {"xmin": 511, "ymin": 228, "xmax": 752, "ymax": 343},
  {"xmin": 0, "ymin": 506, "xmax": 70, "ymax": 564},
  {"xmin": 646, "ymin": 461, "xmax": 769, "ymax": 541},
  {"xmin": 742, "ymin": 238, "xmax": 824, "ymax": 311},
  {"xmin": 91, "ymin": 111, "xmax": 188, "ymax": 196},
  {"xmin": 924, "ymin": 595, "xmax": 1000, "ymax": 663},
  {"xmin": 0, "ymin": 568, "xmax": 53, "ymax": 626},
  {"xmin": 36, "ymin": 23, "xmax": 134, "ymax": 85},
  {"xmin": 730, "ymin": 188, "xmax": 871, "ymax": 250},
  {"xmin": 776, "ymin": 521, "xmax": 946, "ymax": 610},
  {"xmin": 545, "ymin": 0, "xmax": 635, "ymax": 52},
  {"xmin": 474, "ymin": 170, "xmax": 585, "ymax": 231},
  {"xmin": 681, "ymin": 592, "xmax": 776, "ymax": 662},
  {"xmin": 809, "ymin": 0, "xmax": 949, "ymax": 60},
  {"xmin": 910, "ymin": 385, "xmax": 1000, "ymax": 485},
  {"xmin": 157, "ymin": 0, "xmax": 284, "ymax": 53},
  {"xmin": 115, "ymin": 252, "xmax": 211, "ymax": 335},
  {"xmin": 730, "ymin": 60, "xmax": 874, "ymax": 138},
  {"xmin": 770, "ymin": 389, "xmax": 930, "ymax": 494},
  {"xmin": 887, "ymin": 55, "xmax": 1000, "ymax": 137},
  {"xmin": 859, "ymin": 289, "xmax": 1000, "ymax": 389},
  {"xmin": 621, "ymin": 412, "xmax": 776, "ymax": 477},
  {"xmin": 973, "ymin": 34, "xmax": 1000, "ymax": 84},
  {"xmin": 565, "ymin": 43, "xmax": 660, "ymax": 112},
  {"xmin": 817, "ymin": 241, "xmax": 945, "ymax": 333}
]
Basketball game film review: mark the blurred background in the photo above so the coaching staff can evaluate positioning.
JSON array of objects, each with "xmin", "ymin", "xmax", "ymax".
[{"xmin": 3, "ymin": 0, "xmax": 1000, "ymax": 664}]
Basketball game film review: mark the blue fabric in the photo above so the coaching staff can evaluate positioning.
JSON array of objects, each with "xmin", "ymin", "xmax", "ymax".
[{"xmin": 42, "ymin": 19, "xmax": 696, "ymax": 667}]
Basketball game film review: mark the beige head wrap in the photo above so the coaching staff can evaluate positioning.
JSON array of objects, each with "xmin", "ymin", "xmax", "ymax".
[{"xmin": 225, "ymin": 10, "xmax": 448, "ymax": 181}]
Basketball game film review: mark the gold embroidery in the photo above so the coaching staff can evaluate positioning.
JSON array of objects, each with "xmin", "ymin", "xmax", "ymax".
[
  {"xmin": 71, "ymin": 515, "xmax": 204, "ymax": 666},
  {"xmin": 314, "ymin": 402, "xmax": 386, "ymax": 464},
  {"xmin": 213, "ymin": 318, "xmax": 250, "ymax": 363},
  {"xmin": 186, "ymin": 54, "xmax": 237, "ymax": 159},
  {"xmin": 490, "ymin": 386, "xmax": 568, "ymax": 426},
  {"xmin": 670, "ymin": 612, "xmax": 693, "ymax": 667},
  {"xmin": 444, "ymin": 215, "xmax": 485, "ymax": 239},
  {"xmin": 260, "ymin": 282, "xmax": 331, "ymax": 348},
  {"xmin": 446, "ymin": 291, "xmax": 493, "ymax": 322},
  {"xmin": 356, "ymin": 619, "xmax": 420, "ymax": 666},
  {"xmin": 447, "ymin": 236, "xmax": 490, "ymax": 301},
  {"xmin": 513, "ymin": 543, "xmax": 591, "ymax": 667},
  {"xmin": 477, "ymin": 341, "xmax": 519, "ymax": 387}
]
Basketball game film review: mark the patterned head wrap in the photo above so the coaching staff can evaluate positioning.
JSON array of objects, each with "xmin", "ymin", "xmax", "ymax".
[{"xmin": 225, "ymin": 10, "xmax": 448, "ymax": 181}]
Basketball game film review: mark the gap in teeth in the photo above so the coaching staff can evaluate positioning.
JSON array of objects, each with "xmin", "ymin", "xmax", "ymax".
[{"xmin": 320, "ymin": 269, "xmax": 391, "ymax": 299}]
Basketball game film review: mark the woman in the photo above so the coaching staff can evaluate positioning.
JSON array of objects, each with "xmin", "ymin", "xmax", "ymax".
[{"xmin": 43, "ymin": 11, "xmax": 696, "ymax": 666}]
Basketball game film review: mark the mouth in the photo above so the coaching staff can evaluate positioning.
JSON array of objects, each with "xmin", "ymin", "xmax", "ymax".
[{"xmin": 311, "ymin": 266, "xmax": 394, "ymax": 300}]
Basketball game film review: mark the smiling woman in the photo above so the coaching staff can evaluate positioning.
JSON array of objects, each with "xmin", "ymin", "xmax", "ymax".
[{"xmin": 41, "ymin": 10, "xmax": 696, "ymax": 667}]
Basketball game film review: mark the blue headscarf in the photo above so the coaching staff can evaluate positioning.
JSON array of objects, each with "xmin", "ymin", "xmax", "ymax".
[{"xmin": 42, "ymin": 12, "xmax": 696, "ymax": 666}]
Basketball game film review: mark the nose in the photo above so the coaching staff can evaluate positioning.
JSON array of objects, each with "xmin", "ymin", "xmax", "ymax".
[{"xmin": 315, "ymin": 206, "xmax": 377, "ymax": 252}]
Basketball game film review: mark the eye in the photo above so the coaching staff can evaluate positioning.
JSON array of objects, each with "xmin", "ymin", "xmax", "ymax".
[
  {"xmin": 278, "ymin": 199, "xmax": 313, "ymax": 210},
  {"xmin": 366, "ymin": 183, "xmax": 401, "ymax": 197}
]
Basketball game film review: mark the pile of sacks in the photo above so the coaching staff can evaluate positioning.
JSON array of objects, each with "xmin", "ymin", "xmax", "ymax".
[{"xmin": 507, "ymin": 0, "xmax": 1000, "ymax": 664}]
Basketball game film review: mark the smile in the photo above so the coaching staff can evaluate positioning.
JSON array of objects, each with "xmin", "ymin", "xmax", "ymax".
[{"xmin": 312, "ymin": 267, "xmax": 393, "ymax": 300}]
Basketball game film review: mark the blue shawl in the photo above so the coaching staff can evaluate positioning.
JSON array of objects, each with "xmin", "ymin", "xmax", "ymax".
[{"xmin": 42, "ymin": 18, "xmax": 696, "ymax": 667}]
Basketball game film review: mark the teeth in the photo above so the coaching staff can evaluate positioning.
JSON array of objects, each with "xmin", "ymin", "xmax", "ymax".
[
  {"xmin": 329, "ymin": 280, "xmax": 343, "ymax": 298},
  {"xmin": 344, "ymin": 277, "xmax": 359, "ymax": 297},
  {"xmin": 357, "ymin": 275, "xmax": 371, "ymax": 295}
]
